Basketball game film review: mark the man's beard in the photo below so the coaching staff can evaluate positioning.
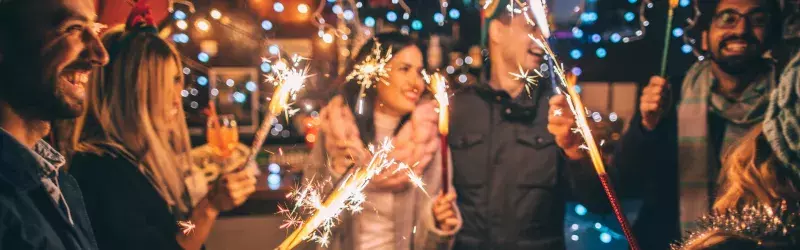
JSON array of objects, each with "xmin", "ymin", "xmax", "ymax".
[
  {"xmin": 0, "ymin": 65, "xmax": 83, "ymax": 121},
  {"xmin": 708, "ymin": 36, "xmax": 768, "ymax": 75}
]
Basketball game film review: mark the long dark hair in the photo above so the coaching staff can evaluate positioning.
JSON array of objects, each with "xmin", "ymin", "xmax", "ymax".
[{"xmin": 337, "ymin": 32, "xmax": 421, "ymax": 147}]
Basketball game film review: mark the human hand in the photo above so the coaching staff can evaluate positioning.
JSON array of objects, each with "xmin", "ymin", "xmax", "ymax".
[
  {"xmin": 208, "ymin": 166, "xmax": 257, "ymax": 212},
  {"xmin": 432, "ymin": 191, "xmax": 459, "ymax": 232},
  {"xmin": 547, "ymin": 95, "xmax": 584, "ymax": 160},
  {"xmin": 640, "ymin": 76, "xmax": 671, "ymax": 131}
]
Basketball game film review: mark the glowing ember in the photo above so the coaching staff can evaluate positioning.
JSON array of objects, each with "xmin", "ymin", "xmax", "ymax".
[
  {"xmin": 177, "ymin": 221, "xmax": 195, "ymax": 235},
  {"xmin": 509, "ymin": 64, "xmax": 542, "ymax": 96}
]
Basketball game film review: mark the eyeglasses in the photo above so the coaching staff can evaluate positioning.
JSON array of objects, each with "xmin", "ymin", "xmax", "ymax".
[{"xmin": 712, "ymin": 9, "xmax": 771, "ymax": 29}]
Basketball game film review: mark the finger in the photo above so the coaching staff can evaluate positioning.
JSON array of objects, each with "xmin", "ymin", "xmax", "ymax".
[
  {"xmin": 436, "ymin": 210, "xmax": 455, "ymax": 221},
  {"xmin": 232, "ymin": 183, "xmax": 257, "ymax": 199},
  {"xmin": 640, "ymin": 103, "xmax": 660, "ymax": 113},
  {"xmin": 444, "ymin": 218, "xmax": 460, "ymax": 226},
  {"xmin": 549, "ymin": 95, "xmax": 567, "ymax": 106},
  {"xmin": 649, "ymin": 76, "xmax": 667, "ymax": 87},
  {"xmin": 444, "ymin": 192, "xmax": 457, "ymax": 202},
  {"xmin": 640, "ymin": 94, "xmax": 662, "ymax": 103},
  {"xmin": 548, "ymin": 115, "xmax": 575, "ymax": 125},
  {"xmin": 642, "ymin": 85, "xmax": 665, "ymax": 95}
]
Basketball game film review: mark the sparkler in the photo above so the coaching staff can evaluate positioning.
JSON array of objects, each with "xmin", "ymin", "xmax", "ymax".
[
  {"xmin": 345, "ymin": 40, "xmax": 393, "ymax": 115},
  {"xmin": 246, "ymin": 55, "xmax": 310, "ymax": 165},
  {"xmin": 425, "ymin": 72, "xmax": 451, "ymax": 193},
  {"xmin": 661, "ymin": 0, "xmax": 680, "ymax": 76},
  {"xmin": 177, "ymin": 220, "xmax": 195, "ymax": 235},
  {"xmin": 530, "ymin": 35, "xmax": 640, "ymax": 250},
  {"xmin": 277, "ymin": 138, "xmax": 402, "ymax": 250},
  {"xmin": 527, "ymin": 1, "xmax": 639, "ymax": 248},
  {"xmin": 509, "ymin": 64, "xmax": 542, "ymax": 96}
]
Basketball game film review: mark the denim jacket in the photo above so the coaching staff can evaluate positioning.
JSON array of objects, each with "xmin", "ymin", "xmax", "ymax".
[{"xmin": 0, "ymin": 128, "xmax": 98, "ymax": 250}]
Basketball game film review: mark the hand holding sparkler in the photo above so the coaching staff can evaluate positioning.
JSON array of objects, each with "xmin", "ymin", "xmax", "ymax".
[
  {"xmin": 319, "ymin": 96, "xmax": 368, "ymax": 175},
  {"xmin": 432, "ymin": 191, "xmax": 459, "ymax": 232},
  {"xmin": 208, "ymin": 166, "xmax": 257, "ymax": 211},
  {"xmin": 640, "ymin": 76, "xmax": 672, "ymax": 131},
  {"xmin": 547, "ymin": 95, "xmax": 585, "ymax": 160}
]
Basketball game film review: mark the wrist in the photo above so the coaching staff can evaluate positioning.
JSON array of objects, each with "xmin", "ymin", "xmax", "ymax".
[
  {"xmin": 563, "ymin": 147, "xmax": 584, "ymax": 160},
  {"xmin": 201, "ymin": 196, "xmax": 221, "ymax": 217}
]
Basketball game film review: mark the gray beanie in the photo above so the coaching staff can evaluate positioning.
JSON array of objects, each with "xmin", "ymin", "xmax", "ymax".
[{"xmin": 763, "ymin": 53, "xmax": 800, "ymax": 179}]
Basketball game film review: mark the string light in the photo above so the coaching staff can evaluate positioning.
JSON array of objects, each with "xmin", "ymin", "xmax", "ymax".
[
  {"xmin": 176, "ymin": 20, "xmax": 188, "ymax": 30},
  {"xmin": 274, "ymin": 2, "xmax": 285, "ymax": 12},
  {"xmin": 174, "ymin": 10, "xmax": 187, "ymax": 20},
  {"xmin": 195, "ymin": 19, "xmax": 210, "ymax": 32},
  {"xmin": 298, "ymin": 4, "xmax": 309, "ymax": 14},
  {"xmin": 386, "ymin": 11, "xmax": 398, "ymax": 22},
  {"xmin": 210, "ymin": 9, "xmax": 222, "ymax": 19},
  {"xmin": 449, "ymin": 9, "xmax": 460, "ymax": 19}
]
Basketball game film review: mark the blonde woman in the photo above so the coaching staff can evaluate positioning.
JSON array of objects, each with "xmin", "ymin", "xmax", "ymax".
[
  {"xmin": 306, "ymin": 32, "xmax": 461, "ymax": 250},
  {"xmin": 68, "ymin": 18, "xmax": 256, "ymax": 250}
]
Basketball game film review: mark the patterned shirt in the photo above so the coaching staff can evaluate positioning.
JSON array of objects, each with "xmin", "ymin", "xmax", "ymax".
[{"xmin": 0, "ymin": 128, "xmax": 73, "ymax": 224}]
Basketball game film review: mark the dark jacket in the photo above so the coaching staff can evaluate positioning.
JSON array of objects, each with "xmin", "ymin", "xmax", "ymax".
[
  {"xmin": 448, "ymin": 82, "xmax": 608, "ymax": 250},
  {"xmin": 0, "ymin": 131, "xmax": 98, "ymax": 250},
  {"xmin": 69, "ymin": 149, "xmax": 185, "ymax": 250}
]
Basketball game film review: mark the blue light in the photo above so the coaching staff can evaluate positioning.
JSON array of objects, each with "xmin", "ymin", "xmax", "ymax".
[
  {"xmin": 682, "ymin": 44, "xmax": 693, "ymax": 54},
  {"xmin": 197, "ymin": 76, "xmax": 208, "ymax": 86},
  {"xmin": 574, "ymin": 84, "xmax": 582, "ymax": 94},
  {"xmin": 246, "ymin": 81, "xmax": 258, "ymax": 92},
  {"xmin": 343, "ymin": 10, "xmax": 354, "ymax": 20},
  {"xmin": 332, "ymin": 5, "xmax": 343, "ymax": 14},
  {"xmin": 273, "ymin": 2, "xmax": 285, "ymax": 12},
  {"xmin": 434, "ymin": 13, "xmax": 445, "ymax": 23},
  {"xmin": 365, "ymin": 16, "xmax": 375, "ymax": 27},
  {"xmin": 591, "ymin": 34, "xmax": 602, "ymax": 43},
  {"xmin": 327, "ymin": 0, "xmax": 336, "ymax": 2},
  {"xmin": 260, "ymin": 62, "xmax": 272, "ymax": 72},
  {"xmin": 572, "ymin": 28, "xmax": 584, "ymax": 39},
  {"xmin": 600, "ymin": 233, "xmax": 612, "ymax": 243},
  {"xmin": 580, "ymin": 12, "xmax": 598, "ymax": 23},
  {"xmin": 596, "ymin": 48, "xmax": 607, "ymax": 58},
  {"xmin": 386, "ymin": 11, "xmax": 397, "ymax": 22},
  {"xmin": 449, "ymin": 9, "xmax": 461, "ymax": 20},
  {"xmin": 571, "ymin": 67, "xmax": 583, "ymax": 76},
  {"xmin": 624, "ymin": 12, "xmax": 635, "ymax": 22},
  {"xmin": 233, "ymin": 92, "xmax": 247, "ymax": 103},
  {"xmin": 595, "ymin": 222, "xmax": 602, "ymax": 229},
  {"xmin": 575, "ymin": 204, "xmax": 588, "ymax": 215},
  {"xmin": 680, "ymin": 0, "xmax": 690, "ymax": 7},
  {"xmin": 411, "ymin": 20, "xmax": 423, "ymax": 30},
  {"xmin": 269, "ymin": 45, "xmax": 280, "ymax": 55},
  {"xmin": 198, "ymin": 52, "xmax": 209, "ymax": 63},
  {"xmin": 268, "ymin": 173, "xmax": 281, "ymax": 185},
  {"xmin": 673, "ymin": 27, "xmax": 684, "ymax": 37},
  {"xmin": 268, "ymin": 163, "xmax": 281, "ymax": 174},
  {"xmin": 570, "ymin": 49, "xmax": 582, "ymax": 59},
  {"xmin": 173, "ymin": 33, "xmax": 189, "ymax": 43},
  {"xmin": 174, "ymin": 10, "xmax": 187, "ymax": 20},
  {"xmin": 610, "ymin": 33, "xmax": 621, "ymax": 43},
  {"xmin": 628, "ymin": 0, "xmax": 637, "ymax": 3},
  {"xmin": 261, "ymin": 20, "xmax": 273, "ymax": 30}
]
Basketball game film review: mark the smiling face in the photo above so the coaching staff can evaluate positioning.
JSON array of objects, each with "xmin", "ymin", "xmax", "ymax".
[
  {"xmin": 705, "ymin": 0, "xmax": 774, "ymax": 74},
  {"xmin": 375, "ymin": 45, "xmax": 425, "ymax": 117},
  {"xmin": 489, "ymin": 13, "xmax": 545, "ymax": 72},
  {"xmin": 0, "ymin": 0, "xmax": 109, "ymax": 120}
]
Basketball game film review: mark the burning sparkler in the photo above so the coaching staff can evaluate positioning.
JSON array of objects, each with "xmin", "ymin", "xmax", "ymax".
[
  {"xmin": 177, "ymin": 220, "xmax": 195, "ymax": 235},
  {"xmin": 661, "ymin": 0, "xmax": 680, "ymax": 76},
  {"xmin": 425, "ymin": 72, "xmax": 452, "ymax": 193},
  {"xmin": 527, "ymin": 1, "xmax": 639, "ymax": 248},
  {"xmin": 247, "ymin": 55, "xmax": 311, "ymax": 165},
  {"xmin": 509, "ymin": 64, "xmax": 542, "ymax": 96},
  {"xmin": 277, "ymin": 138, "xmax": 422, "ymax": 250},
  {"xmin": 345, "ymin": 40, "xmax": 393, "ymax": 115}
]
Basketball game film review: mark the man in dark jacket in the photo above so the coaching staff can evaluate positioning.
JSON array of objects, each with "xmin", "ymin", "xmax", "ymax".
[
  {"xmin": 549, "ymin": 0, "xmax": 784, "ymax": 249},
  {"xmin": 448, "ymin": 1, "xmax": 609, "ymax": 249},
  {"xmin": 0, "ymin": 0, "xmax": 109, "ymax": 249}
]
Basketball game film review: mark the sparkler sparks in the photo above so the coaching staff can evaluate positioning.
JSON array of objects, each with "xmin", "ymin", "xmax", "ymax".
[
  {"xmin": 177, "ymin": 220, "xmax": 195, "ymax": 235},
  {"xmin": 509, "ymin": 64, "xmax": 541, "ymax": 96},
  {"xmin": 346, "ymin": 40, "xmax": 393, "ymax": 114},
  {"xmin": 277, "ymin": 138, "xmax": 428, "ymax": 249},
  {"xmin": 425, "ymin": 72, "xmax": 450, "ymax": 135}
]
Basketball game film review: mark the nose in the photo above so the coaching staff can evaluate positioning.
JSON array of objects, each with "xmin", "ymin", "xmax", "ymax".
[
  {"xmin": 82, "ymin": 30, "xmax": 109, "ymax": 66},
  {"xmin": 729, "ymin": 16, "xmax": 750, "ymax": 36}
]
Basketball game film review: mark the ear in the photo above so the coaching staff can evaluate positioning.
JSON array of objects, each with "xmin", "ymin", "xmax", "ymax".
[
  {"xmin": 488, "ymin": 19, "xmax": 505, "ymax": 47},
  {"xmin": 701, "ymin": 30, "xmax": 708, "ymax": 51}
]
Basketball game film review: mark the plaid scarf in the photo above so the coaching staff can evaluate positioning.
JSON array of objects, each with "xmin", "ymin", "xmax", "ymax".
[{"xmin": 677, "ymin": 60, "xmax": 775, "ymax": 234}]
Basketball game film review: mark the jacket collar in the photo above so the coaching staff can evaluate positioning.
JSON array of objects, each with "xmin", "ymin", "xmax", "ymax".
[{"xmin": 0, "ymin": 127, "xmax": 62, "ymax": 191}]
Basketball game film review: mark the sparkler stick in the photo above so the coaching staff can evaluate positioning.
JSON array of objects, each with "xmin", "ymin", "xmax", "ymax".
[
  {"xmin": 660, "ymin": 0, "xmax": 680, "ymax": 77},
  {"xmin": 427, "ymin": 72, "xmax": 450, "ymax": 193},
  {"xmin": 246, "ymin": 57, "xmax": 310, "ymax": 167},
  {"xmin": 276, "ymin": 139, "xmax": 398, "ymax": 250},
  {"xmin": 531, "ymin": 35, "xmax": 640, "ymax": 250}
]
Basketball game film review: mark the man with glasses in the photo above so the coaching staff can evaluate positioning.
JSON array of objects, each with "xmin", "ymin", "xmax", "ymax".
[{"xmin": 580, "ymin": 0, "xmax": 784, "ymax": 248}]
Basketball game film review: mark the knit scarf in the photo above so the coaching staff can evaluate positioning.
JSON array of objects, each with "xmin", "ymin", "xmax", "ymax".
[{"xmin": 677, "ymin": 60, "xmax": 775, "ymax": 234}]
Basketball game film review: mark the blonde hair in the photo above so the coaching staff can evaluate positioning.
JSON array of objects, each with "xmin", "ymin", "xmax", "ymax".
[
  {"xmin": 714, "ymin": 125, "xmax": 800, "ymax": 212},
  {"xmin": 677, "ymin": 230, "xmax": 760, "ymax": 250},
  {"xmin": 74, "ymin": 27, "xmax": 193, "ymax": 212}
]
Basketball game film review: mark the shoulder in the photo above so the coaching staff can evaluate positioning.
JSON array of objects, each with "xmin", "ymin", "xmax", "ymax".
[{"xmin": 69, "ymin": 150, "xmax": 139, "ymax": 181}]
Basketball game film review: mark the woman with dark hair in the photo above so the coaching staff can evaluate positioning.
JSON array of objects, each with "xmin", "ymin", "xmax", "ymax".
[{"xmin": 306, "ymin": 32, "xmax": 461, "ymax": 250}]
